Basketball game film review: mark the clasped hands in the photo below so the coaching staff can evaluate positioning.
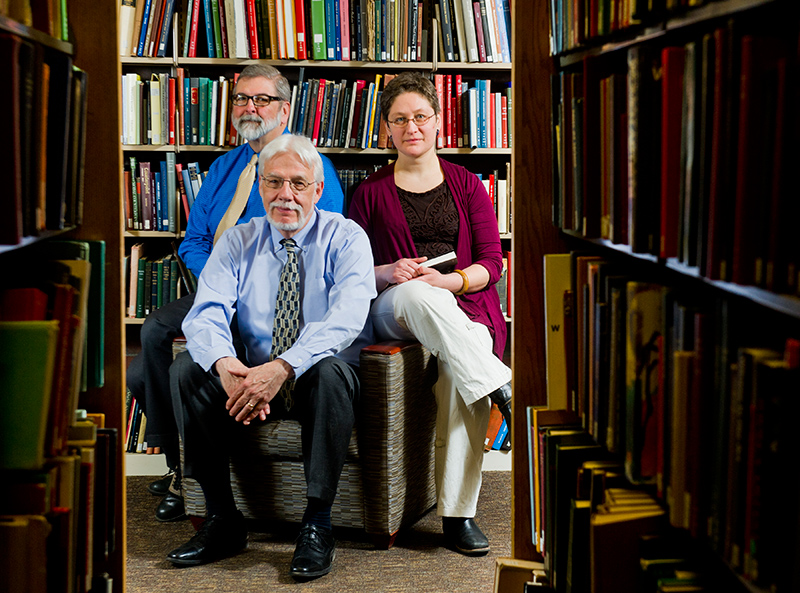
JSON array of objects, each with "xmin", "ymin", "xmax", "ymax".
[{"xmin": 215, "ymin": 356, "xmax": 293, "ymax": 425}]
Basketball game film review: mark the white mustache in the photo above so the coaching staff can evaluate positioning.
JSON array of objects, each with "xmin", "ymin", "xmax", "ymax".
[{"xmin": 270, "ymin": 200, "xmax": 302, "ymax": 212}]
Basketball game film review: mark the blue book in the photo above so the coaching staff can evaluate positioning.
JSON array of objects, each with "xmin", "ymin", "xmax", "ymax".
[
  {"xmin": 157, "ymin": 0, "xmax": 178, "ymax": 57},
  {"xmin": 324, "ymin": 0, "xmax": 336, "ymax": 59},
  {"xmin": 477, "ymin": 79, "xmax": 486, "ymax": 148},
  {"xmin": 136, "ymin": 0, "xmax": 153, "ymax": 56},
  {"xmin": 183, "ymin": 78, "xmax": 192, "ymax": 145},
  {"xmin": 202, "ymin": 0, "xmax": 216, "ymax": 57},
  {"xmin": 492, "ymin": 419, "xmax": 508, "ymax": 450},
  {"xmin": 333, "ymin": 0, "xmax": 341, "ymax": 60},
  {"xmin": 154, "ymin": 171, "xmax": 163, "ymax": 232},
  {"xmin": 181, "ymin": 169, "xmax": 194, "ymax": 209},
  {"xmin": 159, "ymin": 161, "xmax": 169, "ymax": 230},
  {"xmin": 294, "ymin": 82, "xmax": 308, "ymax": 135}
]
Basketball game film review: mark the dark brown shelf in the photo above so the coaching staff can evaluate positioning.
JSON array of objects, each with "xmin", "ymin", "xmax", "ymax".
[{"xmin": 562, "ymin": 231, "xmax": 800, "ymax": 320}]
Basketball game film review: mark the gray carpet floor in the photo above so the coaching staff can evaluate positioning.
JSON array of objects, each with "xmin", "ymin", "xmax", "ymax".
[{"xmin": 126, "ymin": 471, "xmax": 512, "ymax": 592}]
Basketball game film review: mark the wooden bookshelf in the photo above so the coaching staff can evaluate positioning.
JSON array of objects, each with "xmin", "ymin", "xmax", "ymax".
[{"xmin": 519, "ymin": 0, "xmax": 800, "ymax": 591}]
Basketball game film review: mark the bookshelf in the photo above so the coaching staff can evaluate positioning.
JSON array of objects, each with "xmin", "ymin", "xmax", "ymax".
[
  {"xmin": 119, "ymin": 3, "xmax": 515, "ymax": 457},
  {"xmin": 514, "ymin": 0, "xmax": 800, "ymax": 591},
  {"xmin": 0, "ymin": 0, "xmax": 125, "ymax": 591}
]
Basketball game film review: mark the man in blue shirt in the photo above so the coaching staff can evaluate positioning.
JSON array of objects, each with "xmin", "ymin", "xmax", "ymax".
[
  {"xmin": 126, "ymin": 64, "xmax": 345, "ymax": 522},
  {"xmin": 166, "ymin": 134, "xmax": 375, "ymax": 580}
]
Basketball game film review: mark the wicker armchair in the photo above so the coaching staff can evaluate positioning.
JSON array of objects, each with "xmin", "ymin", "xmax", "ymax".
[{"xmin": 180, "ymin": 340, "xmax": 438, "ymax": 549}]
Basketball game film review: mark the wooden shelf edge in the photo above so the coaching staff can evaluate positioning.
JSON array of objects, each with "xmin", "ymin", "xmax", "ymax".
[{"xmin": 563, "ymin": 232, "xmax": 800, "ymax": 319}]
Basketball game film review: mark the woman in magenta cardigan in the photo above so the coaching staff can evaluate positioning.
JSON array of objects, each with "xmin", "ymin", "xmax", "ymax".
[{"xmin": 348, "ymin": 72, "xmax": 512, "ymax": 556}]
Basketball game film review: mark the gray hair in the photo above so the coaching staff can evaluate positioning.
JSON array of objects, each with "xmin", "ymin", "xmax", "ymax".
[
  {"xmin": 259, "ymin": 134, "xmax": 324, "ymax": 182},
  {"xmin": 235, "ymin": 64, "xmax": 291, "ymax": 102}
]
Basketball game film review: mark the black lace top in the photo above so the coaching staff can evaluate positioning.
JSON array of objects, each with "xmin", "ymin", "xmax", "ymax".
[{"xmin": 396, "ymin": 181, "xmax": 459, "ymax": 263}]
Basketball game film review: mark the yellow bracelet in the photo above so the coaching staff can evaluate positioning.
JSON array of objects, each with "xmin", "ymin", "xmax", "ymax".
[{"xmin": 454, "ymin": 269, "xmax": 469, "ymax": 296}]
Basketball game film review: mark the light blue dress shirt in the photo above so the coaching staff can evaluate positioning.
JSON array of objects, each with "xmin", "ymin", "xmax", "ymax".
[{"xmin": 183, "ymin": 208, "xmax": 376, "ymax": 377}]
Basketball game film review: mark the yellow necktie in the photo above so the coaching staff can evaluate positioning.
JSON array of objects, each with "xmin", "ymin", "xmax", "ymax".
[{"xmin": 213, "ymin": 152, "xmax": 258, "ymax": 245}]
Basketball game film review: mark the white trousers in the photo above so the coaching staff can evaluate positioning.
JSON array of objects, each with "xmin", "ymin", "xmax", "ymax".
[{"xmin": 371, "ymin": 282, "xmax": 512, "ymax": 517}]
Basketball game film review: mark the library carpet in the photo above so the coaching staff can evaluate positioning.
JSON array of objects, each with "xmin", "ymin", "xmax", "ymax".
[{"xmin": 127, "ymin": 471, "xmax": 511, "ymax": 592}]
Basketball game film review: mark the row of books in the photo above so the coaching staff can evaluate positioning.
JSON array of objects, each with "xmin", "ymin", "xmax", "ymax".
[
  {"xmin": 125, "ymin": 155, "xmax": 510, "ymax": 240},
  {"xmin": 5, "ymin": 0, "xmax": 69, "ymax": 41},
  {"xmin": 122, "ymin": 68, "xmax": 512, "ymax": 151},
  {"xmin": 527, "ymin": 412, "xmax": 724, "ymax": 593},
  {"xmin": 286, "ymin": 72, "xmax": 512, "ymax": 149},
  {"xmin": 1, "ymin": 33, "xmax": 89, "ymax": 245},
  {"xmin": 540, "ymin": 251, "xmax": 800, "ymax": 592},
  {"xmin": 125, "ymin": 155, "xmax": 181, "ymax": 232},
  {"xmin": 126, "ymin": 243, "xmax": 195, "ymax": 319},
  {"xmin": 0, "ymin": 419, "xmax": 118, "ymax": 593},
  {"xmin": 548, "ymin": 0, "xmax": 714, "ymax": 55},
  {"xmin": 125, "ymin": 391, "xmax": 149, "ymax": 453},
  {"xmin": 0, "ymin": 241, "xmax": 106, "ymax": 469},
  {"xmin": 119, "ymin": 0, "xmax": 511, "ymax": 63},
  {"xmin": 551, "ymin": 26, "xmax": 800, "ymax": 296}
]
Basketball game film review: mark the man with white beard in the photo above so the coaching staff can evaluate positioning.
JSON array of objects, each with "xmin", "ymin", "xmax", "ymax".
[{"xmin": 126, "ymin": 65, "xmax": 345, "ymax": 523}]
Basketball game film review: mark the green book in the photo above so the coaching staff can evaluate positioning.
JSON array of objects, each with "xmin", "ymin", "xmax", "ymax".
[
  {"xmin": 210, "ymin": 0, "xmax": 223, "ymax": 58},
  {"xmin": 199, "ymin": 78, "xmax": 209, "ymax": 145},
  {"xmin": 0, "ymin": 321, "xmax": 59, "ymax": 469},
  {"xmin": 310, "ymin": 0, "xmax": 327, "ymax": 60},
  {"xmin": 136, "ymin": 257, "xmax": 147, "ymax": 318},
  {"xmin": 169, "ymin": 256, "xmax": 179, "ymax": 302}
]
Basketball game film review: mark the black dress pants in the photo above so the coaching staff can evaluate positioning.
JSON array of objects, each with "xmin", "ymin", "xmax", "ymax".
[
  {"xmin": 126, "ymin": 293, "xmax": 196, "ymax": 470},
  {"xmin": 170, "ymin": 351, "xmax": 360, "ymax": 506}
]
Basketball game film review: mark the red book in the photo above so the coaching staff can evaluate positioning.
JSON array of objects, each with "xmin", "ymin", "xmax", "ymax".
[
  {"xmin": 659, "ymin": 46, "xmax": 685, "ymax": 259},
  {"xmin": 246, "ymin": 0, "xmax": 259, "ymax": 58},
  {"xmin": 168, "ymin": 76, "xmax": 176, "ymax": 145},
  {"xmin": 348, "ymin": 80, "xmax": 367, "ymax": 148},
  {"xmin": 501, "ymin": 94, "xmax": 508, "ymax": 148},
  {"xmin": 228, "ymin": 73, "xmax": 239, "ymax": 146},
  {"xmin": 731, "ymin": 35, "xmax": 783, "ymax": 286},
  {"xmin": 295, "ymin": 0, "xmax": 308, "ymax": 59},
  {"xmin": 435, "ymin": 74, "xmax": 444, "ymax": 148},
  {"xmin": 311, "ymin": 79, "xmax": 327, "ymax": 147},
  {"xmin": 176, "ymin": 68, "xmax": 185, "ymax": 145},
  {"xmin": 455, "ymin": 73, "xmax": 463, "ymax": 147},
  {"xmin": 217, "ymin": 0, "xmax": 229, "ymax": 58},
  {"xmin": 445, "ymin": 74, "xmax": 452, "ymax": 147},
  {"xmin": 765, "ymin": 58, "xmax": 791, "ymax": 293},
  {"xmin": 47, "ymin": 283, "xmax": 77, "ymax": 455},
  {"xmin": 706, "ymin": 24, "xmax": 735, "ymax": 281},
  {"xmin": 188, "ymin": 0, "xmax": 201, "ymax": 57},
  {"xmin": 487, "ymin": 80, "xmax": 494, "ymax": 149},
  {"xmin": 473, "ymin": 2, "xmax": 487, "ymax": 63},
  {"xmin": 148, "ymin": 0, "xmax": 166, "ymax": 56},
  {"xmin": 0, "ymin": 33, "xmax": 22, "ymax": 245},
  {"xmin": 0, "ymin": 287, "xmax": 48, "ymax": 321},
  {"xmin": 582, "ymin": 55, "xmax": 602, "ymax": 238},
  {"xmin": 335, "ymin": 0, "xmax": 345, "ymax": 60},
  {"xmin": 175, "ymin": 163, "xmax": 191, "ymax": 221}
]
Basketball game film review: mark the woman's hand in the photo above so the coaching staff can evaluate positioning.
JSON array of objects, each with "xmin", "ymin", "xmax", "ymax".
[
  {"xmin": 414, "ymin": 267, "xmax": 464, "ymax": 292},
  {"xmin": 375, "ymin": 257, "xmax": 428, "ymax": 289}
]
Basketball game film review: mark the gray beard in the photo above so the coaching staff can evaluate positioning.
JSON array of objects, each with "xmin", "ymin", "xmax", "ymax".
[{"xmin": 233, "ymin": 110, "xmax": 282, "ymax": 141}]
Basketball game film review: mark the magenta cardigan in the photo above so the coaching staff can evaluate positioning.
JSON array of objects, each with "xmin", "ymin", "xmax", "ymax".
[{"xmin": 348, "ymin": 158, "xmax": 507, "ymax": 360}]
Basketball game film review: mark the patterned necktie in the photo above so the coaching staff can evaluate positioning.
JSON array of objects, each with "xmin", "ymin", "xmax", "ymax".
[
  {"xmin": 270, "ymin": 238, "xmax": 300, "ymax": 409},
  {"xmin": 213, "ymin": 152, "xmax": 258, "ymax": 245}
]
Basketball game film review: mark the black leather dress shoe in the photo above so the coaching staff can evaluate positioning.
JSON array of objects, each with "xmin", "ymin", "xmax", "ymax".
[
  {"xmin": 155, "ymin": 491, "xmax": 187, "ymax": 522},
  {"xmin": 167, "ymin": 512, "xmax": 247, "ymax": 566},
  {"xmin": 147, "ymin": 472, "xmax": 173, "ymax": 496},
  {"xmin": 442, "ymin": 517, "xmax": 490, "ymax": 556},
  {"xmin": 488, "ymin": 382, "xmax": 512, "ymax": 435},
  {"xmin": 289, "ymin": 523, "xmax": 336, "ymax": 580}
]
